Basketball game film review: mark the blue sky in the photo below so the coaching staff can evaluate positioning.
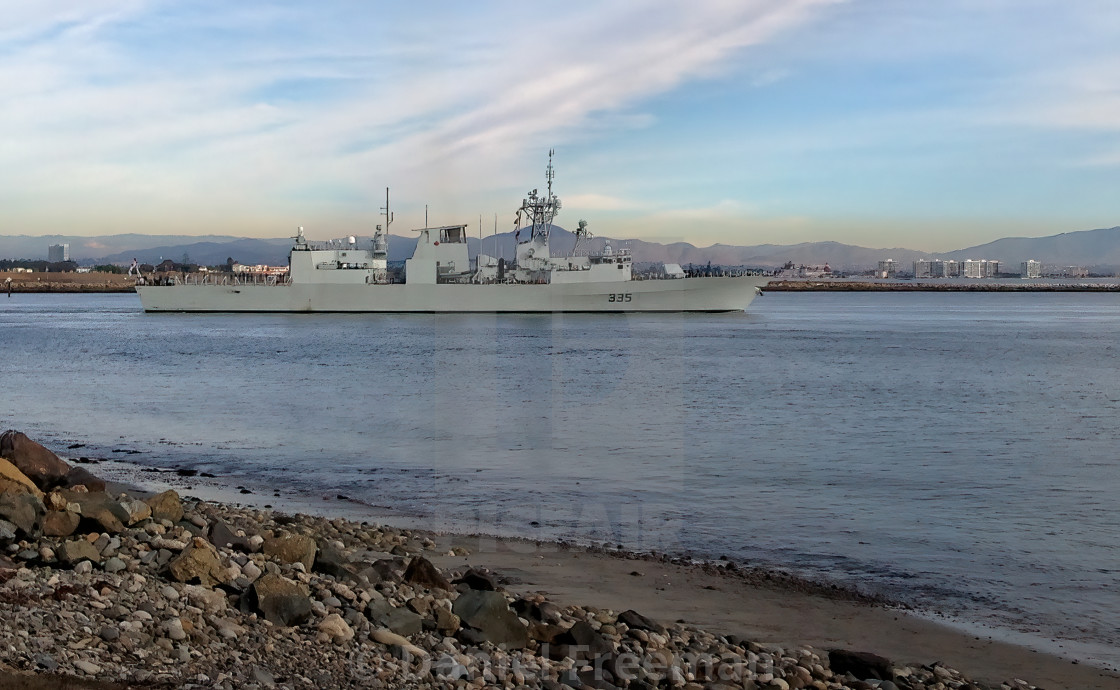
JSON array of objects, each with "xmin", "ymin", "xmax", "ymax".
[{"xmin": 1, "ymin": 1, "xmax": 1118, "ymax": 251}]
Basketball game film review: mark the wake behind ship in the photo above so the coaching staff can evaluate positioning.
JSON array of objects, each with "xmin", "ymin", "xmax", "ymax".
[{"xmin": 137, "ymin": 155, "xmax": 767, "ymax": 313}]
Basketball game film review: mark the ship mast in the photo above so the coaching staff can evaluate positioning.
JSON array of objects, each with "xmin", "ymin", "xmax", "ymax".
[
  {"xmin": 514, "ymin": 149, "xmax": 561, "ymax": 244},
  {"xmin": 374, "ymin": 187, "xmax": 392, "ymax": 259}
]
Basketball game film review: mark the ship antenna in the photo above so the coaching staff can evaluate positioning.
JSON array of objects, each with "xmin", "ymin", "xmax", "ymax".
[{"xmin": 381, "ymin": 187, "xmax": 393, "ymax": 233}]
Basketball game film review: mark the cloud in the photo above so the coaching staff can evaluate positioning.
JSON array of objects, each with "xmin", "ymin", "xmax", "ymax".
[{"xmin": 0, "ymin": 0, "xmax": 843, "ymax": 235}]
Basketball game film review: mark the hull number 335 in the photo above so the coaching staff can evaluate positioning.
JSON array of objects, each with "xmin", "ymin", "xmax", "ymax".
[{"xmin": 607, "ymin": 293, "xmax": 632, "ymax": 303}]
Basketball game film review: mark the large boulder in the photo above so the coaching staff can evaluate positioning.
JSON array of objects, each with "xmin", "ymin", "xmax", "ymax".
[
  {"xmin": 313, "ymin": 542, "xmax": 354, "ymax": 579},
  {"xmin": 0, "ymin": 431, "xmax": 71, "ymax": 491},
  {"xmin": 263, "ymin": 533, "xmax": 317, "ymax": 570},
  {"xmin": 828, "ymin": 650, "xmax": 893, "ymax": 681},
  {"xmin": 208, "ymin": 520, "xmax": 254, "ymax": 553},
  {"xmin": 41, "ymin": 510, "xmax": 80, "ymax": 538},
  {"xmin": 452, "ymin": 590, "xmax": 528, "ymax": 649},
  {"xmin": 0, "ymin": 458, "xmax": 43, "ymax": 499},
  {"xmin": 0, "ymin": 492, "xmax": 45, "ymax": 536},
  {"xmin": 452, "ymin": 567, "xmax": 497, "ymax": 591},
  {"xmin": 61, "ymin": 491, "xmax": 129, "ymax": 535},
  {"xmin": 145, "ymin": 490, "xmax": 184, "ymax": 523},
  {"xmin": 166, "ymin": 538, "xmax": 228, "ymax": 586},
  {"xmin": 617, "ymin": 609, "xmax": 666, "ymax": 634},
  {"xmin": 402, "ymin": 556, "xmax": 450, "ymax": 590},
  {"xmin": 366, "ymin": 600, "xmax": 423, "ymax": 636},
  {"xmin": 547, "ymin": 620, "xmax": 614, "ymax": 662},
  {"xmin": 251, "ymin": 573, "xmax": 312, "ymax": 627},
  {"xmin": 61, "ymin": 466, "xmax": 106, "ymax": 492}
]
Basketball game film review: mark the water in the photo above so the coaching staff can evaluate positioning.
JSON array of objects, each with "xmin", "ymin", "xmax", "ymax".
[{"xmin": 3, "ymin": 292, "xmax": 1119, "ymax": 666}]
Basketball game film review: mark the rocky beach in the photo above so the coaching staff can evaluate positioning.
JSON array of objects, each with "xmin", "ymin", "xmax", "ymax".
[{"xmin": 0, "ymin": 431, "xmax": 1116, "ymax": 690}]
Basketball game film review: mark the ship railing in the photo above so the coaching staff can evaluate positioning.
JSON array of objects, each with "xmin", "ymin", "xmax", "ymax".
[{"xmin": 170, "ymin": 273, "xmax": 291, "ymax": 286}]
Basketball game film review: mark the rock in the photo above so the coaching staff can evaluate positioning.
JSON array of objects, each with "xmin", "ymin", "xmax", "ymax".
[
  {"xmin": 166, "ymin": 537, "xmax": 228, "ymax": 586},
  {"xmin": 41, "ymin": 510, "xmax": 80, "ymax": 537},
  {"xmin": 59, "ymin": 539, "xmax": 101, "ymax": 566},
  {"xmin": 44, "ymin": 491, "xmax": 67, "ymax": 511},
  {"xmin": 241, "ymin": 561, "xmax": 262, "ymax": 582},
  {"xmin": 34, "ymin": 653, "xmax": 58, "ymax": 671},
  {"xmin": 317, "ymin": 613, "xmax": 355, "ymax": 643},
  {"xmin": 367, "ymin": 600, "xmax": 424, "ymax": 636},
  {"xmin": 251, "ymin": 573, "xmax": 312, "ymax": 627},
  {"xmin": 251, "ymin": 665, "xmax": 276, "ymax": 687},
  {"xmin": 99, "ymin": 626, "xmax": 120, "ymax": 642},
  {"xmin": 618, "ymin": 609, "xmax": 667, "ymax": 634},
  {"xmin": 208, "ymin": 520, "xmax": 253, "ymax": 552},
  {"xmin": 145, "ymin": 489, "xmax": 184, "ymax": 523},
  {"xmin": 0, "ymin": 458, "xmax": 43, "ymax": 498},
  {"xmin": 104, "ymin": 557, "xmax": 127, "ymax": 573},
  {"xmin": 358, "ymin": 558, "xmax": 404, "ymax": 584},
  {"xmin": 0, "ymin": 492, "xmax": 44, "ymax": 536},
  {"xmin": 121, "ymin": 499, "xmax": 152, "ymax": 525},
  {"xmin": 262, "ymin": 533, "xmax": 317, "ymax": 570},
  {"xmin": 80, "ymin": 505, "xmax": 125, "ymax": 534},
  {"xmin": 370, "ymin": 628, "xmax": 428, "ymax": 658},
  {"xmin": 435, "ymin": 606, "xmax": 461, "ymax": 635},
  {"xmin": 828, "ymin": 649, "xmax": 893, "ymax": 681},
  {"xmin": 313, "ymin": 542, "xmax": 354, "ymax": 578},
  {"xmin": 183, "ymin": 584, "xmax": 228, "ymax": 613},
  {"xmin": 164, "ymin": 618, "xmax": 187, "ymax": 641},
  {"xmin": 402, "ymin": 555, "xmax": 451, "ymax": 590},
  {"xmin": 548, "ymin": 620, "xmax": 614, "ymax": 662},
  {"xmin": 72, "ymin": 659, "xmax": 101, "ymax": 675},
  {"xmin": 453, "ymin": 567, "xmax": 498, "ymax": 591},
  {"xmin": 0, "ymin": 430, "xmax": 70, "ymax": 491},
  {"xmin": 452, "ymin": 589, "xmax": 528, "ymax": 649},
  {"xmin": 62, "ymin": 466, "xmax": 105, "ymax": 492},
  {"xmin": 0, "ymin": 520, "xmax": 15, "ymax": 542}
]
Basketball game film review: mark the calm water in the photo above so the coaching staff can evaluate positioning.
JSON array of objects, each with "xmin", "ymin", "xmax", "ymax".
[{"xmin": 3, "ymin": 292, "xmax": 1119, "ymax": 666}]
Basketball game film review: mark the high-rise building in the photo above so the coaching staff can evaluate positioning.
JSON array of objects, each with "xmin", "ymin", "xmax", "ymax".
[
  {"xmin": 877, "ymin": 259, "xmax": 896, "ymax": 278},
  {"xmin": 963, "ymin": 259, "xmax": 999, "ymax": 278},
  {"xmin": 1020, "ymin": 260, "xmax": 1042, "ymax": 279},
  {"xmin": 47, "ymin": 243, "xmax": 69, "ymax": 262}
]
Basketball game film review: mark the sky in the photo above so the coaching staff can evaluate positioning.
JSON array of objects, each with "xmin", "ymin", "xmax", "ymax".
[{"xmin": 1, "ymin": 1, "xmax": 1118, "ymax": 252}]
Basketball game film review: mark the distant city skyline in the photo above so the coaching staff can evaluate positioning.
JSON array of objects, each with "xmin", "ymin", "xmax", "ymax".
[{"xmin": 1, "ymin": 1, "xmax": 1118, "ymax": 252}]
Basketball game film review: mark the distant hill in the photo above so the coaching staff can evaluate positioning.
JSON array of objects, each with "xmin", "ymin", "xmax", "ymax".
[
  {"xmin": 2, "ymin": 224, "xmax": 1118, "ymax": 270},
  {"xmin": 942, "ymin": 226, "xmax": 1120, "ymax": 269}
]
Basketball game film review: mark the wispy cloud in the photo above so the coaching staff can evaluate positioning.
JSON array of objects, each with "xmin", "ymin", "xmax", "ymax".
[{"xmin": 0, "ymin": 1, "xmax": 842, "ymax": 234}]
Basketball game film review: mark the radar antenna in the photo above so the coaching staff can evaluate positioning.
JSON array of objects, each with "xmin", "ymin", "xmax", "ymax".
[{"xmin": 514, "ymin": 149, "xmax": 561, "ymax": 244}]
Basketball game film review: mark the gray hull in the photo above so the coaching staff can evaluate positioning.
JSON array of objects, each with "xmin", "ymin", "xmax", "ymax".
[{"xmin": 137, "ymin": 276, "xmax": 768, "ymax": 313}]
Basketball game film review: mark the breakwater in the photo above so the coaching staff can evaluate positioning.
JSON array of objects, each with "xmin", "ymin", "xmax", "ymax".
[{"xmin": 764, "ymin": 280, "xmax": 1120, "ymax": 291}]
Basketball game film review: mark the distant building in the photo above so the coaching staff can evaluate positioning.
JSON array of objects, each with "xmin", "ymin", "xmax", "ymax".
[
  {"xmin": 912, "ymin": 259, "xmax": 959, "ymax": 278},
  {"xmin": 962, "ymin": 259, "xmax": 1000, "ymax": 278},
  {"xmin": 1020, "ymin": 260, "xmax": 1042, "ymax": 279},
  {"xmin": 877, "ymin": 259, "xmax": 897, "ymax": 278},
  {"xmin": 913, "ymin": 259, "xmax": 934, "ymax": 278},
  {"xmin": 47, "ymin": 243, "xmax": 69, "ymax": 262}
]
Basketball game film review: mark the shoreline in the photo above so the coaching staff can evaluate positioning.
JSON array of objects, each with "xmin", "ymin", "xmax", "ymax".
[
  {"xmin": 5, "ymin": 279, "xmax": 1120, "ymax": 295},
  {"xmin": 80, "ymin": 456, "xmax": 1120, "ymax": 690}
]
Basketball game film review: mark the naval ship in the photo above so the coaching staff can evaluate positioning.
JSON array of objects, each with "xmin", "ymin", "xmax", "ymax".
[{"xmin": 137, "ymin": 155, "xmax": 768, "ymax": 313}]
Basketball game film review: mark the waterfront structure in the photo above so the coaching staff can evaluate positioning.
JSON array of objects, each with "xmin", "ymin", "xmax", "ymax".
[
  {"xmin": 963, "ymin": 259, "xmax": 1000, "ymax": 278},
  {"xmin": 1020, "ymin": 260, "xmax": 1042, "ymax": 279},
  {"xmin": 877, "ymin": 259, "xmax": 896, "ymax": 278},
  {"xmin": 47, "ymin": 244, "xmax": 69, "ymax": 262}
]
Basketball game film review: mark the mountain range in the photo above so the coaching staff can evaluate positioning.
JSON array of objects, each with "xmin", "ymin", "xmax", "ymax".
[{"xmin": 2, "ymin": 225, "xmax": 1119, "ymax": 271}]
